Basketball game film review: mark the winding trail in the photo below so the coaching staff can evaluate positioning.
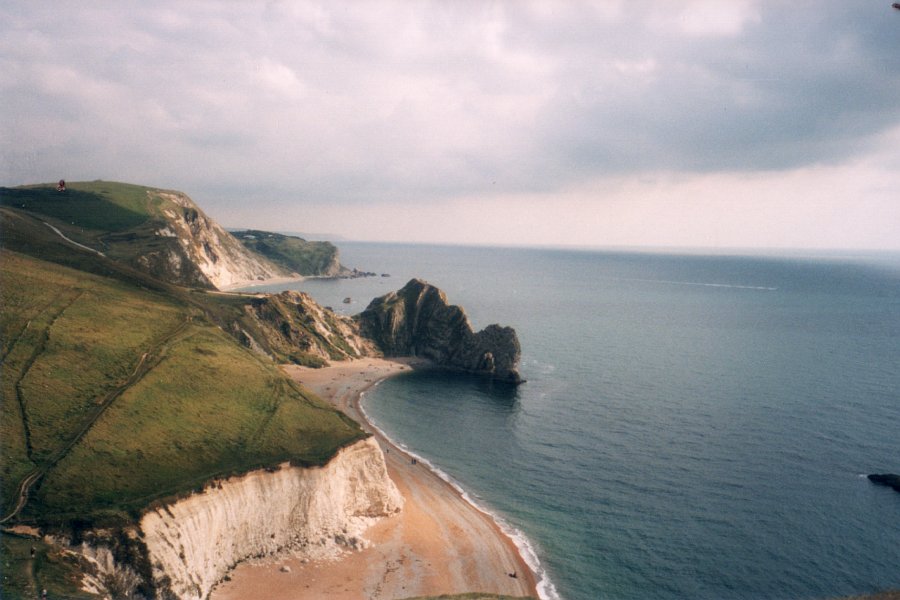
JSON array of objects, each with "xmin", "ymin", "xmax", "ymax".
[
  {"xmin": 1, "ymin": 316, "xmax": 193, "ymax": 524},
  {"xmin": 42, "ymin": 222, "xmax": 105, "ymax": 257}
]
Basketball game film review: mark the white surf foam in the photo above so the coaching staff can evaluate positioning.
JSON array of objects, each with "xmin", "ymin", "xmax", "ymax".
[{"xmin": 359, "ymin": 388, "xmax": 561, "ymax": 600}]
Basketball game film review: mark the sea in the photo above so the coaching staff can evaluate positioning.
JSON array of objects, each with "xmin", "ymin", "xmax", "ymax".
[{"xmin": 248, "ymin": 243, "xmax": 900, "ymax": 600}]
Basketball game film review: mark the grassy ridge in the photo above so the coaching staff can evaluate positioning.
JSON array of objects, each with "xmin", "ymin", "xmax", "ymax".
[
  {"xmin": 233, "ymin": 229, "xmax": 342, "ymax": 276},
  {"xmin": 0, "ymin": 181, "xmax": 217, "ymax": 288},
  {"xmin": 31, "ymin": 323, "xmax": 364, "ymax": 520},
  {"xmin": 0, "ymin": 181, "xmax": 152, "ymax": 233},
  {"xmin": 0, "ymin": 184, "xmax": 368, "ymax": 594},
  {"xmin": 1, "ymin": 248, "xmax": 365, "ymax": 523}
]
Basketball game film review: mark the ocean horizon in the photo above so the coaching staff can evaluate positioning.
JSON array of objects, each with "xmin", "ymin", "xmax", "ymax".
[{"xmin": 252, "ymin": 242, "xmax": 900, "ymax": 600}]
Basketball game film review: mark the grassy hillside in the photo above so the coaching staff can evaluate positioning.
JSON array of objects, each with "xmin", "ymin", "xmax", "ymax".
[
  {"xmin": 0, "ymin": 181, "xmax": 252, "ymax": 288},
  {"xmin": 0, "ymin": 245, "xmax": 365, "ymax": 525},
  {"xmin": 232, "ymin": 229, "xmax": 344, "ymax": 276},
  {"xmin": 0, "ymin": 185, "xmax": 376, "ymax": 596},
  {"xmin": 0, "ymin": 181, "xmax": 155, "ymax": 232}
]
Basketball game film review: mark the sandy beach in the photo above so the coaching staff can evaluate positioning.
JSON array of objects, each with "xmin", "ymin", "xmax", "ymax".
[
  {"xmin": 210, "ymin": 357, "xmax": 538, "ymax": 600},
  {"xmin": 217, "ymin": 274, "xmax": 306, "ymax": 292}
]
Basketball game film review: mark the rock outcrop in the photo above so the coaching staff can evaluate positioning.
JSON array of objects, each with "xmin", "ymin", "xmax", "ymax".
[
  {"xmin": 141, "ymin": 437, "xmax": 402, "ymax": 600},
  {"xmin": 868, "ymin": 473, "xmax": 900, "ymax": 493},
  {"xmin": 238, "ymin": 291, "xmax": 377, "ymax": 365},
  {"xmin": 357, "ymin": 278, "xmax": 522, "ymax": 383},
  {"xmin": 149, "ymin": 192, "xmax": 289, "ymax": 289}
]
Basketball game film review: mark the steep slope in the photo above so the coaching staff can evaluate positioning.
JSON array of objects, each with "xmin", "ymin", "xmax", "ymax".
[
  {"xmin": 237, "ymin": 291, "xmax": 377, "ymax": 366},
  {"xmin": 0, "ymin": 248, "xmax": 368, "ymax": 524},
  {"xmin": 357, "ymin": 278, "xmax": 523, "ymax": 383},
  {"xmin": 0, "ymin": 242, "xmax": 384, "ymax": 598},
  {"xmin": 146, "ymin": 191, "xmax": 289, "ymax": 289},
  {"xmin": 0, "ymin": 181, "xmax": 289, "ymax": 290},
  {"xmin": 141, "ymin": 437, "xmax": 401, "ymax": 600}
]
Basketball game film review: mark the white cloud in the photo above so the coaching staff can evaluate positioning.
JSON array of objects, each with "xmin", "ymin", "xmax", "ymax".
[
  {"xmin": 255, "ymin": 58, "xmax": 307, "ymax": 98},
  {"xmin": 2, "ymin": 1, "xmax": 898, "ymax": 250},
  {"xmin": 647, "ymin": 0, "xmax": 762, "ymax": 37}
]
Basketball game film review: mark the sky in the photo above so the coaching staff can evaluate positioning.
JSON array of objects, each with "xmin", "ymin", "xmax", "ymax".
[{"xmin": 2, "ymin": 1, "xmax": 899, "ymax": 250}]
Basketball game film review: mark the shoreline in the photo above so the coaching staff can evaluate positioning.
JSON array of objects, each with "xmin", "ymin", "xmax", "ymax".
[
  {"xmin": 356, "ymin": 381, "xmax": 556, "ymax": 600},
  {"xmin": 217, "ymin": 274, "xmax": 305, "ymax": 292},
  {"xmin": 211, "ymin": 357, "xmax": 540, "ymax": 600}
]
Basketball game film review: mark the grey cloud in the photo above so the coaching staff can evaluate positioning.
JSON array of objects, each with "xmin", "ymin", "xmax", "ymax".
[
  {"xmin": 528, "ymin": 2, "xmax": 900, "ymax": 183},
  {"xmin": 1, "ymin": 1, "xmax": 898, "ymax": 207}
]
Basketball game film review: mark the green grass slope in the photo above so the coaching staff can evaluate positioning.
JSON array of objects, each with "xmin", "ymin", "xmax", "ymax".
[
  {"xmin": 1, "ymin": 181, "xmax": 218, "ymax": 288},
  {"xmin": 1, "ymin": 247, "xmax": 365, "ymax": 524},
  {"xmin": 0, "ymin": 181, "xmax": 154, "ymax": 232},
  {"xmin": 232, "ymin": 229, "xmax": 344, "ymax": 276},
  {"xmin": 0, "ymin": 185, "xmax": 371, "ymax": 596}
]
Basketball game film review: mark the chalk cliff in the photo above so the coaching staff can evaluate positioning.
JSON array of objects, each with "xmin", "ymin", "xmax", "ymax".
[
  {"xmin": 147, "ymin": 191, "xmax": 289, "ymax": 289},
  {"xmin": 140, "ymin": 437, "xmax": 402, "ymax": 600},
  {"xmin": 357, "ymin": 278, "xmax": 523, "ymax": 383}
]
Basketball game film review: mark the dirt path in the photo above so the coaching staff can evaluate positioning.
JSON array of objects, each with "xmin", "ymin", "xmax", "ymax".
[{"xmin": 1, "ymin": 316, "xmax": 193, "ymax": 524}]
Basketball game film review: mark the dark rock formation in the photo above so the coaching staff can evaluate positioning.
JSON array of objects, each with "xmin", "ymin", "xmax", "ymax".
[
  {"xmin": 357, "ymin": 278, "xmax": 522, "ymax": 383},
  {"xmin": 868, "ymin": 473, "xmax": 900, "ymax": 493}
]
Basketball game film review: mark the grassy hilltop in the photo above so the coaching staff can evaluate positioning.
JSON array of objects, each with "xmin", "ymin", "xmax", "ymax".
[
  {"xmin": 0, "ymin": 183, "xmax": 368, "ymax": 597},
  {"xmin": 0, "ymin": 181, "xmax": 213, "ymax": 287},
  {"xmin": 232, "ymin": 229, "xmax": 345, "ymax": 277}
]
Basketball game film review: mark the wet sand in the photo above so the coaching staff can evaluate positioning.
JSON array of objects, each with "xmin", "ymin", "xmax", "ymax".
[{"xmin": 211, "ymin": 357, "xmax": 537, "ymax": 600}]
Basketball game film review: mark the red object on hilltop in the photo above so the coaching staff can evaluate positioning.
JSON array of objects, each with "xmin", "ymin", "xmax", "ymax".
[{"xmin": 57, "ymin": 179, "xmax": 66, "ymax": 192}]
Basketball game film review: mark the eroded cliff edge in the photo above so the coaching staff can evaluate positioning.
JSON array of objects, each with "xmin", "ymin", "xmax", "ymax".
[
  {"xmin": 357, "ymin": 278, "xmax": 523, "ymax": 383},
  {"xmin": 140, "ymin": 437, "xmax": 402, "ymax": 600}
]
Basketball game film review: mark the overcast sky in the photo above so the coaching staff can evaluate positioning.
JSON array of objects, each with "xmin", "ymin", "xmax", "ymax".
[{"xmin": 3, "ymin": 1, "xmax": 899, "ymax": 249}]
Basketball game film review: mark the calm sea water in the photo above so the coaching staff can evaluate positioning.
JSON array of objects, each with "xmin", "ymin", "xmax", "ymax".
[{"xmin": 252, "ymin": 244, "xmax": 900, "ymax": 600}]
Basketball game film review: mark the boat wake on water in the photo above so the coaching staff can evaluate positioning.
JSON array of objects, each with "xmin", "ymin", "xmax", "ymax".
[{"xmin": 614, "ymin": 276, "xmax": 778, "ymax": 290}]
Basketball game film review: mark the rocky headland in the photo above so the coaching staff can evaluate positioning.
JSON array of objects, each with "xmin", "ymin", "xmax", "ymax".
[{"xmin": 357, "ymin": 278, "xmax": 523, "ymax": 383}]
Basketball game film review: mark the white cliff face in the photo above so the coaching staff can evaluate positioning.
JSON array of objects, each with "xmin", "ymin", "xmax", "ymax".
[
  {"xmin": 141, "ymin": 437, "xmax": 402, "ymax": 600},
  {"xmin": 154, "ymin": 191, "xmax": 288, "ymax": 289}
]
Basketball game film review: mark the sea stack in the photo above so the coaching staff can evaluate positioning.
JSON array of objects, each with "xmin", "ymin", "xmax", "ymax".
[{"xmin": 357, "ymin": 278, "xmax": 523, "ymax": 383}]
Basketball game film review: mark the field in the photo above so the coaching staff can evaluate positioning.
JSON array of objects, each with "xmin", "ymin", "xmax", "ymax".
[{"xmin": 1, "ymin": 248, "xmax": 365, "ymax": 524}]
